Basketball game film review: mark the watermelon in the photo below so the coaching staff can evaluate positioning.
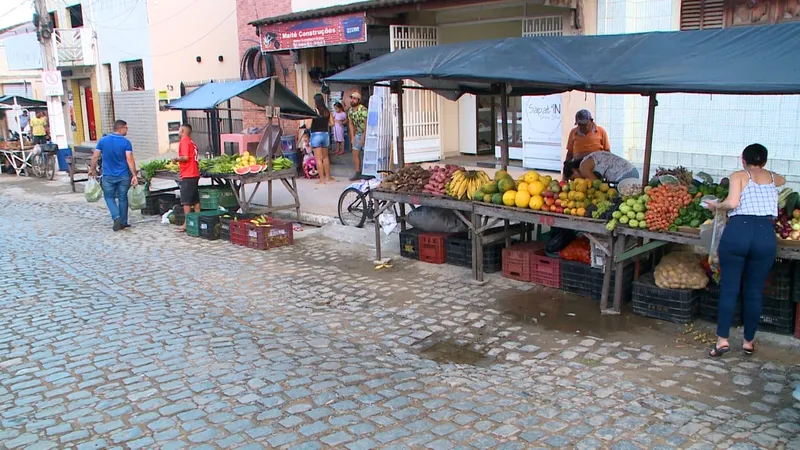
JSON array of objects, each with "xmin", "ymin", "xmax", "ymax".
[
  {"xmin": 249, "ymin": 165, "xmax": 262, "ymax": 173},
  {"xmin": 234, "ymin": 166, "xmax": 251, "ymax": 175}
]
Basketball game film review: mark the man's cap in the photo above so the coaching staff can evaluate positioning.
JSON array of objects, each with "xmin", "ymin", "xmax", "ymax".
[
  {"xmin": 350, "ymin": 91, "xmax": 362, "ymax": 100},
  {"xmin": 575, "ymin": 109, "xmax": 593, "ymax": 125}
]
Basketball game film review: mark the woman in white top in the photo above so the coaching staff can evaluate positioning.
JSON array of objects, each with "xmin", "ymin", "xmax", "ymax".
[{"xmin": 707, "ymin": 144, "xmax": 785, "ymax": 357}]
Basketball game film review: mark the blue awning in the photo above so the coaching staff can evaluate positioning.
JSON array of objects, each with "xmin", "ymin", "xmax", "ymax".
[
  {"xmin": 0, "ymin": 95, "xmax": 48, "ymax": 109},
  {"xmin": 167, "ymin": 78, "xmax": 317, "ymax": 119},
  {"xmin": 326, "ymin": 22, "xmax": 800, "ymax": 97}
]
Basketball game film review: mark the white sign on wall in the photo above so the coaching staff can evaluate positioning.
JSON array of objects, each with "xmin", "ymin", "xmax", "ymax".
[
  {"xmin": 42, "ymin": 71, "xmax": 64, "ymax": 96},
  {"xmin": 521, "ymin": 94, "xmax": 563, "ymax": 171}
]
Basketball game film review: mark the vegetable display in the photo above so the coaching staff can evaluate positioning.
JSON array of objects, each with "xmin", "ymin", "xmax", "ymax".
[
  {"xmin": 653, "ymin": 252, "xmax": 709, "ymax": 289},
  {"xmin": 380, "ymin": 165, "xmax": 431, "ymax": 193},
  {"xmin": 140, "ymin": 159, "xmax": 171, "ymax": 180},
  {"xmin": 422, "ymin": 165, "xmax": 462, "ymax": 196}
]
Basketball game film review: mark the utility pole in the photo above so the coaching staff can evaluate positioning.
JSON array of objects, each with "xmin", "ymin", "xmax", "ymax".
[{"xmin": 33, "ymin": 0, "xmax": 68, "ymax": 149}]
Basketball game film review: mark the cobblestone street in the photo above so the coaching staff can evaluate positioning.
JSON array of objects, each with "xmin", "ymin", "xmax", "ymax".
[{"xmin": 1, "ymin": 178, "xmax": 800, "ymax": 450}]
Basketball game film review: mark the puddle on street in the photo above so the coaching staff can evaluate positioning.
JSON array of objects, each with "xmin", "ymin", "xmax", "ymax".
[
  {"xmin": 421, "ymin": 341, "xmax": 491, "ymax": 367},
  {"xmin": 499, "ymin": 288, "xmax": 670, "ymax": 339}
]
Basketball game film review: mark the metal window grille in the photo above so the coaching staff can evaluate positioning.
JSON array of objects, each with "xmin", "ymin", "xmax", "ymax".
[
  {"xmin": 120, "ymin": 60, "xmax": 145, "ymax": 91},
  {"xmin": 523, "ymin": 16, "xmax": 564, "ymax": 37}
]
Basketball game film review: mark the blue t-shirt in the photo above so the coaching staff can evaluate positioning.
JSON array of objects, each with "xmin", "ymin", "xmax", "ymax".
[{"xmin": 96, "ymin": 133, "xmax": 132, "ymax": 177}]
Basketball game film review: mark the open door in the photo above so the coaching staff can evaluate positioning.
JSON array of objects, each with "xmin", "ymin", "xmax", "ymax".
[
  {"xmin": 390, "ymin": 25, "xmax": 440, "ymax": 163},
  {"xmin": 83, "ymin": 86, "xmax": 97, "ymax": 140}
]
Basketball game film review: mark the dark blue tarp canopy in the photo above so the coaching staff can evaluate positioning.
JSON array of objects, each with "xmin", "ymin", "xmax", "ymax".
[
  {"xmin": 167, "ymin": 78, "xmax": 317, "ymax": 119},
  {"xmin": 0, "ymin": 95, "xmax": 48, "ymax": 109},
  {"xmin": 326, "ymin": 22, "xmax": 800, "ymax": 97}
]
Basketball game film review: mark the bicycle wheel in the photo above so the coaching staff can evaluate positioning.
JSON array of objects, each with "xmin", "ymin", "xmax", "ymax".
[
  {"xmin": 45, "ymin": 154, "xmax": 56, "ymax": 180},
  {"xmin": 30, "ymin": 153, "xmax": 44, "ymax": 178},
  {"xmin": 338, "ymin": 187, "xmax": 367, "ymax": 228}
]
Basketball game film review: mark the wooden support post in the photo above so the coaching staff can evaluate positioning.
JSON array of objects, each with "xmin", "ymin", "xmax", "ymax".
[
  {"xmin": 641, "ymin": 94, "xmax": 657, "ymax": 188},
  {"xmin": 499, "ymin": 84, "xmax": 510, "ymax": 171},
  {"xmin": 473, "ymin": 211, "xmax": 485, "ymax": 283},
  {"xmin": 374, "ymin": 197, "xmax": 383, "ymax": 262},
  {"xmin": 392, "ymin": 81, "xmax": 406, "ymax": 229}
]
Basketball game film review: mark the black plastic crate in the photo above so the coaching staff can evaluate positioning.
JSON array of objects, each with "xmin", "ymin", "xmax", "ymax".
[
  {"xmin": 698, "ymin": 283, "xmax": 743, "ymax": 327},
  {"xmin": 199, "ymin": 215, "xmax": 223, "ymax": 241},
  {"xmin": 790, "ymin": 261, "xmax": 800, "ymax": 303},
  {"xmin": 763, "ymin": 259, "xmax": 792, "ymax": 301},
  {"xmin": 445, "ymin": 231, "xmax": 505, "ymax": 274},
  {"xmin": 171, "ymin": 205, "xmax": 185, "ymax": 226},
  {"xmin": 632, "ymin": 273, "xmax": 700, "ymax": 324},
  {"xmin": 220, "ymin": 213, "xmax": 256, "ymax": 242},
  {"xmin": 400, "ymin": 228, "xmax": 424, "ymax": 260},
  {"xmin": 560, "ymin": 259, "xmax": 635, "ymax": 303},
  {"xmin": 760, "ymin": 295, "xmax": 796, "ymax": 335},
  {"xmin": 141, "ymin": 193, "xmax": 174, "ymax": 216},
  {"xmin": 158, "ymin": 195, "xmax": 181, "ymax": 215}
]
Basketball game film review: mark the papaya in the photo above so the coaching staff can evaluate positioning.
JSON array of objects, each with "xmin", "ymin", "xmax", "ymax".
[
  {"xmin": 491, "ymin": 193, "xmax": 503, "ymax": 205},
  {"xmin": 482, "ymin": 181, "xmax": 499, "ymax": 195},
  {"xmin": 498, "ymin": 177, "xmax": 516, "ymax": 194},
  {"xmin": 494, "ymin": 169, "xmax": 509, "ymax": 180},
  {"xmin": 472, "ymin": 188, "xmax": 484, "ymax": 200},
  {"xmin": 482, "ymin": 194, "xmax": 493, "ymax": 203}
]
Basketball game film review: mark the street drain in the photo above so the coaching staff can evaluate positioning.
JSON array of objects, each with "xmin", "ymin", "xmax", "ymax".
[{"xmin": 420, "ymin": 341, "xmax": 489, "ymax": 366}]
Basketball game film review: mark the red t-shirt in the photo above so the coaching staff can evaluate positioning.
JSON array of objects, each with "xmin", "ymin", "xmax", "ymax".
[{"xmin": 178, "ymin": 136, "xmax": 200, "ymax": 179}]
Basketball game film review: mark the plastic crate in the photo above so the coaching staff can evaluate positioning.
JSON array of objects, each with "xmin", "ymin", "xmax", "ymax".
[
  {"xmin": 698, "ymin": 283, "xmax": 743, "ymax": 327},
  {"xmin": 445, "ymin": 232, "xmax": 505, "ymax": 273},
  {"xmin": 246, "ymin": 219, "xmax": 294, "ymax": 250},
  {"xmin": 171, "ymin": 205, "xmax": 185, "ymax": 226},
  {"xmin": 158, "ymin": 195, "xmax": 181, "ymax": 215},
  {"xmin": 199, "ymin": 215, "xmax": 222, "ymax": 241},
  {"xmin": 141, "ymin": 193, "xmax": 174, "ymax": 216},
  {"xmin": 186, "ymin": 211, "xmax": 225, "ymax": 237},
  {"xmin": 230, "ymin": 220, "xmax": 249, "ymax": 246},
  {"xmin": 560, "ymin": 259, "xmax": 635, "ymax": 302},
  {"xmin": 418, "ymin": 233, "xmax": 449, "ymax": 264},
  {"xmin": 632, "ymin": 273, "xmax": 700, "ymax": 324},
  {"xmin": 763, "ymin": 259, "xmax": 792, "ymax": 301},
  {"xmin": 199, "ymin": 187, "xmax": 239, "ymax": 210},
  {"xmin": 531, "ymin": 250, "xmax": 561, "ymax": 289},
  {"xmin": 795, "ymin": 304, "xmax": 800, "ymax": 339},
  {"xmin": 399, "ymin": 228, "xmax": 423, "ymax": 260},
  {"xmin": 220, "ymin": 213, "xmax": 256, "ymax": 242},
  {"xmin": 502, "ymin": 242, "xmax": 545, "ymax": 282},
  {"xmin": 760, "ymin": 295, "xmax": 795, "ymax": 335}
]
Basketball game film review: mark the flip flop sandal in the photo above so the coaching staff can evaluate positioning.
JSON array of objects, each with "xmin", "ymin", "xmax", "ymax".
[
  {"xmin": 743, "ymin": 344, "xmax": 755, "ymax": 355},
  {"xmin": 709, "ymin": 345, "xmax": 730, "ymax": 358}
]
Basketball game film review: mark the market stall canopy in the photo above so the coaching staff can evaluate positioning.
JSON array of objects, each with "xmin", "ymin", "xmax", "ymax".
[
  {"xmin": 326, "ymin": 22, "xmax": 800, "ymax": 97},
  {"xmin": 167, "ymin": 78, "xmax": 317, "ymax": 119},
  {"xmin": 0, "ymin": 95, "xmax": 48, "ymax": 110}
]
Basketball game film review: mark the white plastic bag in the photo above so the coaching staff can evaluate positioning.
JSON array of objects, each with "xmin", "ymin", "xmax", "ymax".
[
  {"xmin": 84, "ymin": 178, "xmax": 103, "ymax": 202},
  {"xmin": 379, "ymin": 210, "xmax": 397, "ymax": 235},
  {"xmin": 127, "ymin": 184, "xmax": 146, "ymax": 210},
  {"xmin": 161, "ymin": 210, "xmax": 172, "ymax": 225}
]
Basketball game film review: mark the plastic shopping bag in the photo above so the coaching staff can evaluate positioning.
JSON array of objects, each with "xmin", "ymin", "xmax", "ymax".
[
  {"xmin": 127, "ymin": 184, "xmax": 146, "ymax": 210},
  {"xmin": 84, "ymin": 178, "xmax": 103, "ymax": 203},
  {"xmin": 699, "ymin": 209, "xmax": 726, "ymax": 283}
]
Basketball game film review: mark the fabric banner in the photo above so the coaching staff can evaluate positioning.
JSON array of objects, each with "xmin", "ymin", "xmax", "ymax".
[{"xmin": 260, "ymin": 13, "xmax": 366, "ymax": 52}]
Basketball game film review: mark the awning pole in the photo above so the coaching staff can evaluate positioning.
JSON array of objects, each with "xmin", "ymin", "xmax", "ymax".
[
  {"xmin": 499, "ymin": 84, "xmax": 509, "ymax": 171},
  {"xmin": 641, "ymin": 93, "xmax": 657, "ymax": 188},
  {"xmin": 391, "ymin": 80, "xmax": 405, "ymax": 168},
  {"xmin": 266, "ymin": 77, "xmax": 276, "ymax": 172}
]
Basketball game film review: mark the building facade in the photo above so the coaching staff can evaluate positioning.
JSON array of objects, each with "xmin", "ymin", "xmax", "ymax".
[
  {"xmin": 237, "ymin": 0, "xmax": 598, "ymax": 172},
  {"xmin": 2, "ymin": 0, "xmax": 241, "ymax": 160}
]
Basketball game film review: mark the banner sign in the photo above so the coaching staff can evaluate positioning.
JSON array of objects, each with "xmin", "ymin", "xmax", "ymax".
[{"xmin": 260, "ymin": 13, "xmax": 366, "ymax": 52}]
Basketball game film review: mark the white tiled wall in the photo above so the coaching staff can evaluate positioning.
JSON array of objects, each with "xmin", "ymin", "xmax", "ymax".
[
  {"xmin": 595, "ymin": 0, "xmax": 800, "ymax": 186},
  {"xmin": 113, "ymin": 91, "xmax": 159, "ymax": 161}
]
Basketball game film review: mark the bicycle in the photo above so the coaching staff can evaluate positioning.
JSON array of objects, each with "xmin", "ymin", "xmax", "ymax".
[
  {"xmin": 30, "ymin": 143, "xmax": 58, "ymax": 180},
  {"xmin": 338, "ymin": 171, "xmax": 415, "ymax": 228}
]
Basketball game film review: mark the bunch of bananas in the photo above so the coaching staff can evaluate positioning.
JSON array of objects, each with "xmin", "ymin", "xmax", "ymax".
[{"xmin": 446, "ymin": 170, "xmax": 491, "ymax": 200}]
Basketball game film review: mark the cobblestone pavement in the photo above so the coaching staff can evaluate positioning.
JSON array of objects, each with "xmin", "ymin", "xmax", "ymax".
[{"xmin": 1, "ymin": 179, "xmax": 799, "ymax": 450}]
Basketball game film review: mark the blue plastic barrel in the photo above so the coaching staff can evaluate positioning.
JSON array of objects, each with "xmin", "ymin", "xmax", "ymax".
[{"xmin": 57, "ymin": 147, "xmax": 72, "ymax": 172}]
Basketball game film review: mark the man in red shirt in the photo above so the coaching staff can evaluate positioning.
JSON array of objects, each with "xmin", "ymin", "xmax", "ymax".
[{"xmin": 173, "ymin": 124, "xmax": 200, "ymax": 232}]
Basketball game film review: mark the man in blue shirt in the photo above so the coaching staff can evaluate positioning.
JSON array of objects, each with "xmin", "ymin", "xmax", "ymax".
[{"xmin": 89, "ymin": 120, "xmax": 139, "ymax": 231}]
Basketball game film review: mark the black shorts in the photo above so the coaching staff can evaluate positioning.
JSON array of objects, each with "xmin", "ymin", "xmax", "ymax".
[
  {"xmin": 33, "ymin": 136, "xmax": 47, "ymax": 145},
  {"xmin": 179, "ymin": 177, "xmax": 200, "ymax": 205}
]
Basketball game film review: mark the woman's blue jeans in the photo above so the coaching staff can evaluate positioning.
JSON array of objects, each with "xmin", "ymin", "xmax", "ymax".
[
  {"xmin": 716, "ymin": 215, "xmax": 776, "ymax": 341},
  {"xmin": 101, "ymin": 175, "xmax": 131, "ymax": 226}
]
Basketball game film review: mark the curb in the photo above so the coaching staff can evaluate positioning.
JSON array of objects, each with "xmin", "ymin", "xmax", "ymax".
[{"xmin": 270, "ymin": 209, "xmax": 338, "ymax": 227}]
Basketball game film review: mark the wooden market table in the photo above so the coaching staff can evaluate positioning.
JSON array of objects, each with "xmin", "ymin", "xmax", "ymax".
[{"xmin": 147, "ymin": 168, "xmax": 300, "ymax": 217}]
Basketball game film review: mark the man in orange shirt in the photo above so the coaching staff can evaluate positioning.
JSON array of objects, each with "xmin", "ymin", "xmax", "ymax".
[
  {"xmin": 565, "ymin": 109, "xmax": 610, "ymax": 162},
  {"xmin": 173, "ymin": 124, "xmax": 200, "ymax": 232}
]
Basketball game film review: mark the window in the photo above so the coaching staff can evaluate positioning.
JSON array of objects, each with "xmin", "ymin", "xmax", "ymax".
[
  {"xmin": 680, "ymin": 0, "xmax": 725, "ymax": 30},
  {"xmin": 67, "ymin": 4, "xmax": 83, "ymax": 28},
  {"xmin": 120, "ymin": 60, "xmax": 145, "ymax": 91},
  {"xmin": 522, "ymin": 16, "xmax": 564, "ymax": 37},
  {"xmin": 48, "ymin": 11, "xmax": 58, "ymax": 28}
]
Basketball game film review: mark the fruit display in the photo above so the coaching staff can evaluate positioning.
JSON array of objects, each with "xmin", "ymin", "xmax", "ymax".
[
  {"xmin": 447, "ymin": 169, "xmax": 491, "ymax": 200},
  {"xmin": 643, "ymin": 184, "xmax": 693, "ymax": 231},
  {"xmin": 271, "ymin": 156, "xmax": 294, "ymax": 171},
  {"xmin": 248, "ymin": 215, "xmax": 276, "ymax": 227},
  {"xmin": 380, "ymin": 165, "xmax": 431, "ymax": 192},
  {"xmin": 653, "ymin": 166, "xmax": 694, "ymax": 186},
  {"xmin": 235, "ymin": 151, "xmax": 258, "ymax": 171},
  {"xmin": 423, "ymin": 165, "xmax": 463, "ymax": 196}
]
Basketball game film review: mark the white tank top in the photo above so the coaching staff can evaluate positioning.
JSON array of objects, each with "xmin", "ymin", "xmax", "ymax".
[{"xmin": 728, "ymin": 169, "xmax": 778, "ymax": 217}]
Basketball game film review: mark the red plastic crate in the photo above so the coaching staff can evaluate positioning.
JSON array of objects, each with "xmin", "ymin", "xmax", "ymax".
[
  {"xmin": 502, "ymin": 242, "xmax": 545, "ymax": 282},
  {"xmin": 418, "ymin": 232, "xmax": 449, "ymax": 264},
  {"xmin": 230, "ymin": 220, "xmax": 249, "ymax": 247},
  {"xmin": 246, "ymin": 219, "xmax": 294, "ymax": 250},
  {"xmin": 794, "ymin": 303, "xmax": 799, "ymax": 340},
  {"xmin": 531, "ymin": 249, "xmax": 561, "ymax": 288}
]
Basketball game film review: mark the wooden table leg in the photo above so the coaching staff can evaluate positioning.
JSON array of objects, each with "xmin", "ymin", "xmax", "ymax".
[
  {"xmin": 600, "ymin": 234, "xmax": 616, "ymax": 312},
  {"xmin": 474, "ymin": 212, "xmax": 484, "ymax": 283},
  {"xmin": 612, "ymin": 234, "xmax": 628, "ymax": 314},
  {"xmin": 374, "ymin": 197, "xmax": 382, "ymax": 263}
]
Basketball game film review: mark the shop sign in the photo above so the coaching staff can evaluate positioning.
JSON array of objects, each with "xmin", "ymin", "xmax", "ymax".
[{"xmin": 260, "ymin": 13, "xmax": 366, "ymax": 52}]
